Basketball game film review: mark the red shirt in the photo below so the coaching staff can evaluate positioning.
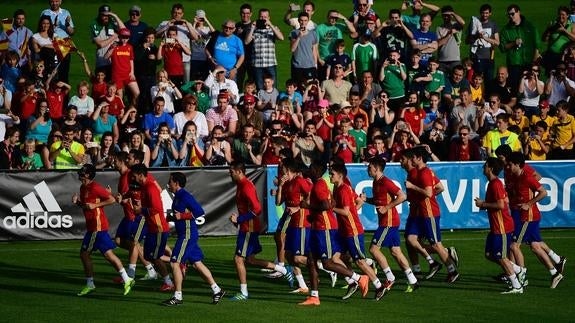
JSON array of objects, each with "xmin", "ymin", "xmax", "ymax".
[
  {"xmin": 140, "ymin": 178, "xmax": 169, "ymax": 233},
  {"xmin": 485, "ymin": 178, "xmax": 514, "ymax": 234},
  {"xmin": 372, "ymin": 175, "xmax": 402, "ymax": 227},
  {"xmin": 118, "ymin": 170, "xmax": 140, "ymax": 221},
  {"xmin": 309, "ymin": 178, "xmax": 337, "ymax": 230},
  {"xmin": 334, "ymin": 133, "xmax": 356, "ymax": 163},
  {"xmin": 98, "ymin": 95, "xmax": 125, "ymax": 117},
  {"xmin": 110, "ymin": 43, "xmax": 134, "ymax": 79},
  {"xmin": 414, "ymin": 166, "xmax": 440, "ymax": 217},
  {"xmin": 403, "ymin": 108, "xmax": 425, "ymax": 136},
  {"xmin": 92, "ymin": 82, "xmax": 107, "ymax": 100},
  {"xmin": 282, "ymin": 175, "xmax": 312, "ymax": 228},
  {"xmin": 406, "ymin": 167, "xmax": 418, "ymax": 217},
  {"xmin": 314, "ymin": 114, "xmax": 334, "ymax": 142},
  {"xmin": 19, "ymin": 94, "xmax": 37, "ymax": 120},
  {"xmin": 236, "ymin": 176, "xmax": 262, "ymax": 233},
  {"xmin": 514, "ymin": 169, "xmax": 542, "ymax": 222},
  {"xmin": 45, "ymin": 90, "xmax": 65, "ymax": 120},
  {"xmin": 334, "ymin": 183, "xmax": 364, "ymax": 237},
  {"xmin": 161, "ymin": 44, "xmax": 185, "ymax": 77},
  {"xmin": 80, "ymin": 181, "xmax": 112, "ymax": 231},
  {"xmin": 505, "ymin": 164, "xmax": 536, "ymax": 208}
]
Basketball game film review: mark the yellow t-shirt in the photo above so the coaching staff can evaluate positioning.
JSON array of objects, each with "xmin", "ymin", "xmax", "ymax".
[
  {"xmin": 552, "ymin": 114, "xmax": 575, "ymax": 149},
  {"xmin": 483, "ymin": 129, "xmax": 521, "ymax": 156},
  {"xmin": 509, "ymin": 116, "xmax": 530, "ymax": 131},
  {"xmin": 531, "ymin": 114, "xmax": 556, "ymax": 136},
  {"xmin": 50, "ymin": 141, "xmax": 86, "ymax": 169},
  {"xmin": 527, "ymin": 133, "xmax": 550, "ymax": 160}
]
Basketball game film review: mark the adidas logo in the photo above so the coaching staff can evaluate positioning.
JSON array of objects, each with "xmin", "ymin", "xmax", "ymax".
[{"xmin": 4, "ymin": 181, "xmax": 73, "ymax": 229}]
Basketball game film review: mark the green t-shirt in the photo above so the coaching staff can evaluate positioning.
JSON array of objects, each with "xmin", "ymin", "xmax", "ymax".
[
  {"xmin": 22, "ymin": 153, "xmax": 43, "ymax": 170},
  {"xmin": 426, "ymin": 70, "xmax": 445, "ymax": 93},
  {"xmin": 499, "ymin": 18, "xmax": 541, "ymax": 66},
  {"xmin": 381, "ymin": 63, "xmax": 407, "ymax": 99},
  {"xmin": 316, "ymin": 23, "xmax": 344, "ymax": 60},
  {"xmin": 349, "ymin": 128, "xmax": 367, "ymax": 162},
  {"xmin": 352, "ymin": 42, "xmax": 378, "ymax": 77}
]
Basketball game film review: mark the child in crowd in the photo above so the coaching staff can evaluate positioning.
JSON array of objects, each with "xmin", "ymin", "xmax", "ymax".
[
  {"xmin": 333, "ymin": 117, "xmax": 356, "ymax": 163},
  {"xmin": 0, "ymin": 51, "xmax": 22, "ymax": 93},
  {"xmin": 469, "ymin": 72, "xmax": 484, "ymax": 105},
  {"xmin": 348, "ymin": 114, "xmax": 367, "ymax": 162},
  {"xmin": 278, "ymin": 78, "xmax": 303, "ymax": 113},
  {"xmin": 257, "ymin": 75, "xmax": 280, "ymax": 122},
  {"xmin": 21, "ymin": 139, "xmax": 44, "ymax": 170},
  {"xmin": 325, "ymin": 40, "xmax": 352, "ymax": 80}
]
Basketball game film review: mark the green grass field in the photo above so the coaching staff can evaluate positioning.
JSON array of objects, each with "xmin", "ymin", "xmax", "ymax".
[
  {"xmin": 2, "ymin": 0, "xmax": 563, "ymax": 89},
  {"xmin": 1, "ymin": 230, "xmax": 574, "ymax": 322}
]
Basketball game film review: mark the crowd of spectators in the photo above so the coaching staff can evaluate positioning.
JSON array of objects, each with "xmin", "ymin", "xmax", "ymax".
[{"xmin": 1, "ymin": 0, "xmax": 575, "ymax": 170}]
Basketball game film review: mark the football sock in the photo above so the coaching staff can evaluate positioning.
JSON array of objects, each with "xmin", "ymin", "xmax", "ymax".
[
  {"xmin": 145, "ymin": 264, "xmax": 157, "ymax": 276},
  {"xmin": 405, "ymin": 269, "xmax": 418, "ymax": 284},
  {"xmin": 128, "ymin": 264, "xmax": 137, "ymax": 278},
  {"xmin": 119, "ymin": 268, "xmax": 130, "ymax": 282},
  {"xmin": 174, "ymin": 290, "xmax": 182, "ymax": 300},
  {"xmin": 296, "ymin": 274, "xmax": 307, "ymax": 289},
  {"xmin": 548, "ymin": 250, "xmax": 561, "ymax": 264},
  {"xmin": 412, "ymin": 264, "xmax": 422, "ymax": 272},
  {"xmin": 351, "ymin": 273, "xmax": 361, "ymax": 282},
  {"xmin": 211, "ymin": 283, "xmax": 222, "ymax": 294},
  {"xmin": 86, "ymin": 277, "xmax": 95, "ymax": 288},
  {"xmin": 425, "ymin": 256, "xmax": 434, "ymax": 264},
  {"xmin": 316, "ymin": 260, "xmax": 324, "ymax": 270},
  {"xmin": 278, "ymin": 262, "xmax": 285, "ymax": 267},
  {"xmin": 383, "ymin": 267, "xmax": 395, "ymax": 281},
  {"xmin": 511, "ymin": 263, "xmax": 521, "ymax": 274},
  {"xmin": 372, "ymin": 278, "xmax": 382, "ymax": 289},
  {"xmin": 274, "ymin": 264, "xmax": 288, "ymax": 275},
  {"xmin": 164, "ymin": 275, "xmax": 173, "ymax": 285},
  {"xmin": 240, "ymin": 284, "xmax": 248, "ymax": 296},
  {"xmin": 549, "ymin": 268, "xmax": 558, "ymax": 276},
  {"xmin": 344, "ymin": 276, "xmax": 354, "ymax": 284},
  {"xmin": 310, "ymin": 290, "xmax": 319, "ymax": 297},
  {"xmin": 509, "ymin": 274, "xmax": 522, "ymax": 289}
]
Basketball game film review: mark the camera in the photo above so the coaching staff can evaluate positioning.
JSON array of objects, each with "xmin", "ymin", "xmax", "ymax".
[
  {"xmin": 160, "ymin": 134, "xmax": 171, "ymax": 141},
  {"xmin": 165, "ymin": 37, "xmax": 175, "ymax": 44},
  {"xmin": 185, "ymin": 131, "xmax": 195, "ymax": 142},
  {"xmin": 389, "ymin": 59, "xmax": 397, "ymax": 65},
  {"xmin": 256, "ymin": 19, "xmax": 267, "ymax": 29},
  {"xmin": 396, "ymin": 121, "xmax": 408, "ymax": 131},
  {"xmin": 174, "ymin": 20, "xmax": 184, "ymax": 25},
  {"xmin": 290, "ymin": 3, "xmax": 301, "ymax": 12}
]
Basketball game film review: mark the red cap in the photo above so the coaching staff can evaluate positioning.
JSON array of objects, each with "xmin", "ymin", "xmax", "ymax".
[
  {"xmin": 366, "ymin": 13, "xmax": 377, "ymax": 22},
  {"xmin": 244, "ymin": 94, "xmax": 256, "ymax": 104},
  {"xmin": 119, "ymin": 28, "xmax": 131, "ymax": 38},
  {"xmin": 539, "ymin": 100, "xmax": 550, "ymax": 109}
]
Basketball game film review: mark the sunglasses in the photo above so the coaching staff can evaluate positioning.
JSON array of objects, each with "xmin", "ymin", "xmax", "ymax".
[
  {"xmin": 459, "ymin": 132, "xmax": 469, "ymax": 136},
  {"xmin": 334, "ymin": 66, "xmax": 344, "ymax": 70},
  {"xmin": 507, "ymin": 11, "xmax": 517, "ymax": 16},
  {"xmin": 130, "ymin": 12, "xmax": 140, "ymax": 16},
  {"xmin": 223, "ymin": 26, "xmax": 235, "ymax": 30}
]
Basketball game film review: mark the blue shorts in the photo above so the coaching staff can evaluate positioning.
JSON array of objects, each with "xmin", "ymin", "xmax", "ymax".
[
  {"xmin": 81, "ymin": 231, "xmax": 116, "ymax": 254},
  {"xmin": 371, "ymin": 226, "xmax": 401, "ymax": 248},
  {"xmin": 339, "ymin": 234, "xmax": 366, "ymax": 260},
  {"xmin": 144, "ymin": 232, "xmax": 169, "ymax": 261},
  {"xmin": 514, "ymin": 220, "xmax": 542, "ymax": 244},
  {"xmin": 511, "ymin": 209, "xmax": 521, "ymax": 229},
  {"xmin": 485, "ymin": 232, "xmax": 512, "ymax": 260},
  {"xmin": 115, "ymin": 216, "xmax": 147, "ymax": 243},
  {"xmin": 310, "ymin": 229, "xmax": 340, "ymax": 259},
  {"xmin": 404, "ymin": 216, "xmax": 420, "ymax": 238},
  {"xmin": 235, "ymin": 231, "xmax": 262, "ymax": 257},
  {"xmin": 171, "ymin": 237, "xmax": 204, "ymax": 264},
  {"xmin": 285, "ymin": 227, "xmax": 310, "ymax": 256},
  {"xmin": 275, "ymin": 210, "xmax": 291, "ymax": 234},
  {"xmin": 419, "ymin": 216, "xmax": 442, "ymax": 245}
]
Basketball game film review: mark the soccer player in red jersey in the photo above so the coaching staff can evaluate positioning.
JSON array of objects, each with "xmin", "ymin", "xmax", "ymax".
[
  {"xmin": 275, "ymin": 158, "xmax": 313, "ymax": 294},
  {"xmin": 299, "ymin": 161, "xmax": 368, "ymax": 306},
  {"xmin": 73, "ymin": 164, "xmax": 135, "ymax": 296},
  {"xmin": 130, "ymin": 164, "xmax": 174, "ymax": 292},
  {"xmin": 507, "ymin": 152, "xmax": 566, "ymax": 288},
  {"xmin": 362, "ymin": 157, "xmax": 419, "ymax": 296},
  {"xmin": 112, "ymin": 151, "xmax": 157, "ymax": 281},
  {"xmin": 474, "ymin": 157, "xmax": 523, "ymax": 294},
  {"xmin": 330, "ymin": 163, "xmax": 383, "ymax": 300},
  {"xmin": 405, "ymin": 147, "xmax": 459, "ymax": 283},
  {"xmin": 105, "ymin": 28, "xmax": 140, "ymax": 106},
  {"xmin": 228, "ymin": 161, "xmax": 294, "ymax": 300}
]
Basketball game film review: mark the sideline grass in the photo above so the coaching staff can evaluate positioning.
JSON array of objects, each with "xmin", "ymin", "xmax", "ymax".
[{"xmin": 0, "ymin": 230, "xmax": 574, "ymax": 322}]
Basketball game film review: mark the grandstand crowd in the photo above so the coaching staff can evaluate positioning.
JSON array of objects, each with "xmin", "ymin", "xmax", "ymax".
[{"xmin": 1, "ymin": 0, "xmax": 575, "ymax": 170}]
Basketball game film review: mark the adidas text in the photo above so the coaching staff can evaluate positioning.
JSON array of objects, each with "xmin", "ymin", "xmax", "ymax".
[{"xmin": 2, "ymin": 212, "xmax": 73, "ymax": 229}]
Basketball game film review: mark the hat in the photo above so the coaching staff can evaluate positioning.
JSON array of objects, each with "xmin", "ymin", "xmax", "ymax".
[
  {"xmin": 196, "ymin": 10, "xmax": 206, "ymax": 18},
  {"xmin": 119, "ymin": 28, "xmax": 131, "ymax": 38},
  {"xmin": 244, "ymin": 94, "xmax": 256, "ymax": 104},
  {"xmin": 318, "ymin": 99, "xmax": 329, "ymax": 108},
  {"xmin": 366, "ymin": 13, "xmax": 377, "ymax": 22},
  {"xmin": 539, "ymin": 100, "xmax": 550, "ymax": 109},
  {"xmin": 129, "ymin": 5, "xmax": 141, "ymax": 14},
  {"xmin": 340, "ymin": 101, "xmax": 352, "ymax": 109},
  {"xmin": 98, "ymin": 4, "xmax": 111, "ymax": 14}
]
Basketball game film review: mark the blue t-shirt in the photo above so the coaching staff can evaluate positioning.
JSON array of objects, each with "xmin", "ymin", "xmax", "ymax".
[
  {"xmin": 213, "ymin": 34, "xmax": 245, "ymax": 71},
  {"xmin": 412, "ymin": 29, "xmax": 437, "ymax": 67},
  {"xmin": 172, "ymin": 188, "xmax": 205, "ymax": 238},
  {"xmin": 92, "ymin": 115, "xmax": 117, "ymax": 138}
]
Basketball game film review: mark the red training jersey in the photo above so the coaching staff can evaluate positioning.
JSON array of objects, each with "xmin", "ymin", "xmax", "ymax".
[
  {"xmin": 111, "ymin": 43, "xmax": 134, "ymax": 79},
  {"xmin": 118, "ymin": 170, "xmax": 140, "ymax": 221},
  {"xmin": 414, "ymin": 166, "xmax": 440, "ymax": 217},
  {"xmin": 309, "ymin": 178, "xmax": 337, "ymax": 230},
  {"xmin": 236, "ymin": 176, "xmax": 262, "ymax": 233},
  {"xmin": 505, "ymin": 163, "xmax": 536, "ymax": 209},
  {"xmin": 514, "ymin": 169, "xmax": 543, "ymax": 222},
  {"xmin": 140, "ymin": 178, "xmax": 169, "ymax": 233},
  {"xmin": 485, "ymin": 178, "xmax": 514, "ymax": 234},
  {"xmin": 80, "ymin": 181, "xmax": 112, "ymax": 231},
  {"xmin": 372, "ymin": 175, "xmax": 402, "ymax": 227},
  {"xmin": 334, "ymin": 183, "xmax": 364, "ymax": 237},
  {"xmin": 283, "ymin": 175, "xmax": 312, "ymax": 228},
  {"xmin": 406, "ymin": 167, "xmax": 418, "ymax": 217}
]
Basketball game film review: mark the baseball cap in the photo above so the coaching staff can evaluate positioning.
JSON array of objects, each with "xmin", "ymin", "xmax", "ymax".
[
  {"xmin": 196, "ymin": 10, "xmax": 206, "ymax": 18},
  {"xmin": 119, "ymin": 28, "xmax": 131, "ymax": 38},
  {"xmin": 243, "ymin": 94, "xmax": 256, "ymax": 104},
  {"xmin": 366, "ymin": 13, "xmax": 377, "ymax": 22},
  {"xmin": 318, "ymin": 99, "xmax": 329, "ymax": 108},
  {"xmin": 99, "ymin": 4, "xmax": 111, "ymax": 14},
  {"xmin": 129, "ymin": 5, "xmax": 141, "ymax": 14},
  {"xmin": 340, "ymin": 101, "xmax": 352, "ymax": 109},
  {"xmin": 539, "ymin": 100, "xmax": 550, "ymax": 109}
]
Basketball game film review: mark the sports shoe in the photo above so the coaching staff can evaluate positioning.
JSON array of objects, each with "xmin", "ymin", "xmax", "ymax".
[
  {"xmin": 383, "ymin": 279, "xmax": 395, "ymax": 291},
  {"xmin": 229, "ymin": 293, "xmax": 248, "ymax": 301},
  {"xmin": 284, "ymin": 266, "xmax": 295, "ymax": 288},
  {"xmin": 329, "ymin": 272, "xmax": 338, "ymax": 288},
  {"xmin": 112, "ymin": 276, "xmax": 124, "ymax": 284},
  {"xmin": 265, "ymin": 271, "xmax": 283, "ymax": 279},
  {"xmin": 160, "ymin": 282, "xmax": 175, "ymax": 292},
  {"xmin": 290, "ymin": 287, "xmax": 309, "ymax": 294},
  {"xmin": 425, "ymin": 262, "xmax": 443, "ymax": 280},
  {"xmin": 374, "ymin": 286, "xmax": 386, "ymax": 301},
  {"xmin": 446, "ymin": 270, "xmax": 460, "ymax": 283},
  {"xmin": 123, "ymin": 278, "xmax": 135, "ymax": 295},
  {"xmin": 162, "ymin": 296, "xmax": 183, "ymax": 306},
  {"xmin": 180, "ymin": 263, "xmax": 188, "ymax": 278},
  {"xmin": 551, "ymin": 273, "xmax": 564, "ymax": 289},
  {"xmin": 77, "ymin": 285, "xmax": 95, "ymax": 296},
  {"xmin": 492, "ymin": 273, "xmax": 508, "ymax": 283},
  {"xmin": 358, "ymin": 275, "xmax": 369, "ymax": 298},
  {"xmin": 448, "ymin": 246, "xmax": 459, "ymax": 268},
  {"xmin": 260, "ymin": 268, "xmax": 274, "ymax": 273},
  {"xmin": 501, "ymin": 287, "xmax": 523, "ymax": 294},
  {"xmin": 518, "ymin": 269, "xmax": 528, "ymax": 287},
  {"xmin": 139, "ymin": 272, "xmax": 158, "ymax": 281},
  {"xmin": 212, "ymin": 290, "xmax": 226, "ymax": 304},
  {"xmin": 298, "ymin": 296, "xmax": 320, "ymax": 306},
  {"xmin": 556, "ymin": 257, "xmax": 567, "ymax": 275},
  {"xmin": 405, "ymin": 283, "xmax": 420, "ymax": 293},
  {"xmin": 341, "ymin": 282, "xmax": 359, "ymax": 300}
]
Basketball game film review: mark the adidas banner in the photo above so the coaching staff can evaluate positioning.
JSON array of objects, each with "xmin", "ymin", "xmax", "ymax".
[{"xmin": 0, "ymin": 168, "xmax": 267, "ymax": 241}]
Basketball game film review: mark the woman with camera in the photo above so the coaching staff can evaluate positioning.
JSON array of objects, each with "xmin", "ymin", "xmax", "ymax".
[
  {"xmin": 173, "ymin": 94, "xmax": 208, "ymax": 140},
  {"xmin": 388, "ymin": 120, "xmax": 420, "ymax": 162},
  {"xmin": 369, "ymin": 90, "xmax": 395, "ymax": 137},
  {"xmin": 518, "ymin": 65, "xmax": 544, "ymax": 118},
  {"xmin": 204, "ymin": 125, "xmax": 232, "ymax": 166},
  {"xmin": 178, "ymin": 120, "xmax": 205, "ymax": 167},
  {"xmin": 93, "ymin": 132, "xmax": 119, "ymax": 169},
  {"xmin": 399, "ymin": 91, "xmax": 425, "ymax": 137},
  {"xmin": 91, "ymin": 101, "xmax": 119, "ymax": 144},
  {"xmin": 150, "ymin": 69, "xmax": 183, "ymax": 114},
  {"xmin": 26, "ymin": 98, "xmax": 53, "ymax": 145},
  {"xmin": 150, "ymin": 122, "xmax": 179, "ymax": 167}
]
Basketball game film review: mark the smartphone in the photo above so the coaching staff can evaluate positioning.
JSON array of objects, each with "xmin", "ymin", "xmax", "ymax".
[
  {"xmin": 256, "ymin": 19, "xmax": 267, "ymax": 29},
  {"xmin": 290, "ymin": 3, "xmax": 301, "ymax": 11},
  {"xmin": 165, "ymin": 38, "xmax": 175, "ymax": 44}
]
